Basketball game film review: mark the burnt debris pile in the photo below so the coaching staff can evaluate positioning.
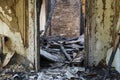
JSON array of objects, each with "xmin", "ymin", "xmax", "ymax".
[{"xmin": 40, "ymin": 34, "xmax": 84, "ymax": 68}]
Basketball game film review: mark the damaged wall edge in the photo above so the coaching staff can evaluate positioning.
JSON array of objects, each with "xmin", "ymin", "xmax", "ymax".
[
  {"xmin": 85, "ymin": 0, "xmax": 120, "ymax": 67},
  {"xmin": 0, "ymin": 0, "xmax": 40, "ymax": 69}
]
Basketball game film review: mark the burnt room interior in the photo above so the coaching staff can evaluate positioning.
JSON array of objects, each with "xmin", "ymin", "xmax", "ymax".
[{"xmin": 0, "ymin": 0, "xmax": 120, "ymax": 80}]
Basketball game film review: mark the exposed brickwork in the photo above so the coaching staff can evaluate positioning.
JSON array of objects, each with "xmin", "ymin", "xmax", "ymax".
[{"xmin": 51, "ymin": 0, "xmax": 80, "ymax": 38}]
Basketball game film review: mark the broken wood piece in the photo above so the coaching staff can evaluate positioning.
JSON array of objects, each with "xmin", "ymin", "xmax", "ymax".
[
  {"xmin": 59, "ymin": 43, "xmax": 72, "ymax": 61},
  {"xmin": 65, "ymin": 34, "xmax": 84, "ymax": 44},
  {"xmin": 40, "ymin": 49, "xmax": 60, "ymax": 62},
  {"xmin": 64, "ymin": 44, "xmax": 84, "ymax": 49},
  {"xmin": 65, "ymin": 71, "xmax": 74, "ymax": 79},
  {"xmin": 2, "ymin": 51, "xmax": 15, "ymax": 67},
  {"xmin": 72, "ymin": 53, "xmax": 84, "ymax": 63},
  {"xmin": 12, "ymin": 74, "xmax": 21, "ymax": 80}
]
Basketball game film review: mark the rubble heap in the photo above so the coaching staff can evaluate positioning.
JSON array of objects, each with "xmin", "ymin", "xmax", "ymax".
[
  {"xmin": 40, "ymin": 35, "xmax": 84, "ymax": 68},
  {"xmin": 0, "ymin": 64, "xmax": 120, "ymax": 80}
]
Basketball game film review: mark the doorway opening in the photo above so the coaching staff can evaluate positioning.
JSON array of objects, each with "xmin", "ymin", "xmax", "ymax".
[{"xmin": 39, "ymin": 0, "xmax": 85, "ymax": 69}]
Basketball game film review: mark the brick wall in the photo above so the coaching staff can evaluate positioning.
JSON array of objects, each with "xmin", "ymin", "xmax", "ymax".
[{"xmin": 51, "ymin": 0, "xmax": 80, "ymax": 38}]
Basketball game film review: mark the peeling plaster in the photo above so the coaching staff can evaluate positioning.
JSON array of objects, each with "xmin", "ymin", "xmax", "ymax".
[
  {"xmin": 0, "ymin": 0, "xmax": 27, "ymax": 59},
  {"xmin": 0, "ymin": 7, "xmax": 12, "ymax": 21},
  {"xmin": 0, "ymin": 0, "xmax": 36, "ymax": 65},
  {"xmin": 0, "ymin": 20, "xmax": 25, "ymax": 56}
]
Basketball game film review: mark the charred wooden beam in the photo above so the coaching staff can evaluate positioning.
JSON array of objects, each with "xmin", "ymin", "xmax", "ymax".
[
  {"xmin": 35, "ymin": 0, "xmax": 42, "ymax": 72},
  {"xmin": 59, "ymin": 43, "xmax": 72, "ymax": 61},
  {"xmin": 43, "ymin": 0, "xmax": 57, "ymax": 36},
  {"xmin": 104, "ymin": 34, "xmax": 120, "ymax": 80}
]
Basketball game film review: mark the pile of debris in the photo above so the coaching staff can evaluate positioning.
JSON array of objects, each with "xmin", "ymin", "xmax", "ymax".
[
  {"xmin": 38, "ymin": 66, "xmax": 120, "ymax": 80},
  {"xmin": 40, "ymin": 34, "xmax": 84, "ymax": 68},
  {"xmin": 0, "ymin": 64, "xmax": 120, "ymax": 80},
  {"xmin": 0, "ymin": 64, "xmax": 32, "ymax": 80}
]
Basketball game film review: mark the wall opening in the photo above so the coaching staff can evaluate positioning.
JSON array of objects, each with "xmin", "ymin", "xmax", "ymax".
[{"xmin": 39, "ymin": 0, "xmax": 85, "ymax": 69}]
